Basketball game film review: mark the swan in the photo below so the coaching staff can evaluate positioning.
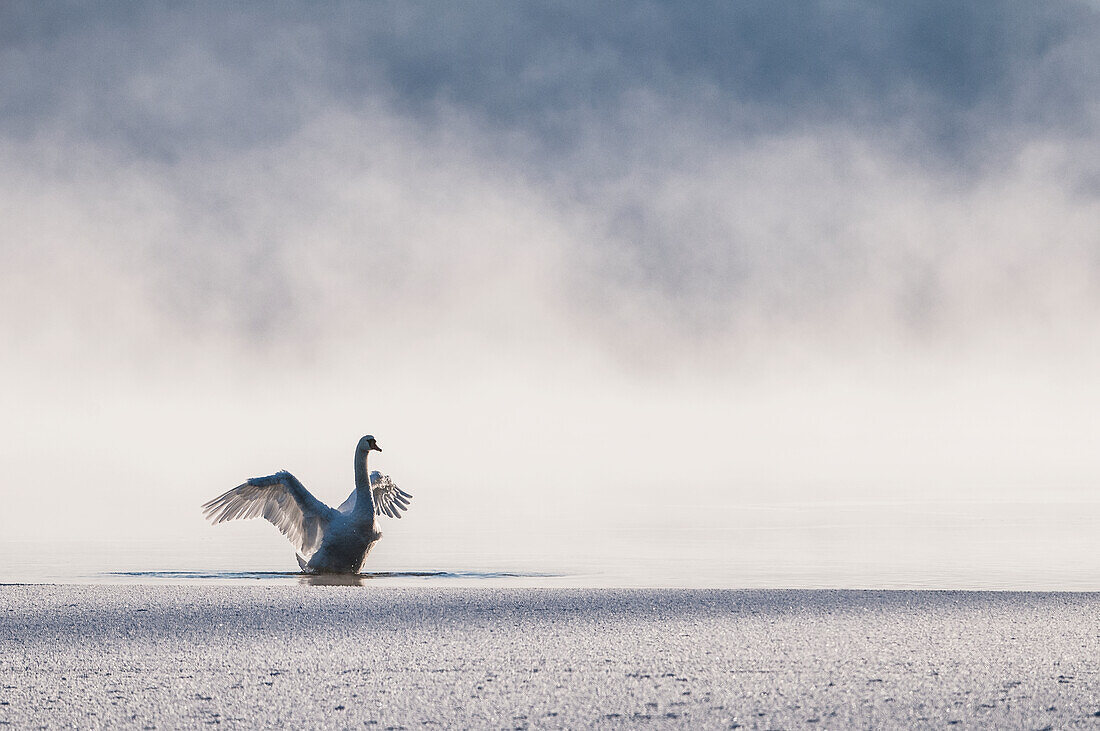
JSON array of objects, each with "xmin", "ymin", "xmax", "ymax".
[{"xmin": 201, "ymin": 435, "xmax": 412, "ymax": 574}]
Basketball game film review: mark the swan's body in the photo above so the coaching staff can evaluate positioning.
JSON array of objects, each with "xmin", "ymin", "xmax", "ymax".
[{"xmin": 201, "ymin": 435, "xmax": 412, "ymax": 574}]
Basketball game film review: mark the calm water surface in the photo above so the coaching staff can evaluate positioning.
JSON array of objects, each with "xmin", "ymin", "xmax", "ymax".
[{"xmin": 5, "ymin": 501, "xmax": 1099, "ymax": 590}]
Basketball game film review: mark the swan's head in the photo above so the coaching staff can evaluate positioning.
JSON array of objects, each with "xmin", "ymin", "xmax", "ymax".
[{"xmin": 357, "ymin": 435, "xmax": 382, "ymax": 453}]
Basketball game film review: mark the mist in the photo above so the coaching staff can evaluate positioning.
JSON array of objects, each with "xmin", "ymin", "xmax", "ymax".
[{"xmin": 3, "ymin": 2, "xmax": 1100, "ymax": 549}]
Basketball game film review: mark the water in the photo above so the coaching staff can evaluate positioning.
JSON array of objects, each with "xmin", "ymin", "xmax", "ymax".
[{"xmin": 4, "ymin": 501, "xmax": 1099, "ymax": 590}]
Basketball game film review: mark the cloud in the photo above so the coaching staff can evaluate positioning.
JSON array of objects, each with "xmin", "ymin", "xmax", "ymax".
[
  {"xmin": 3, "ymin": 2, "xmax": 1099, "ymax": 370},
  {"xmin": 3, "ymin": 3, "xmax": 1099, "ymax": 350}
]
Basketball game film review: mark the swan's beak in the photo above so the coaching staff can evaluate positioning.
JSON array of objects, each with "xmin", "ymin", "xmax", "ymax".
[{"xmin": 373, "ymin": 443, "xmax": 383, "ymax": 452}]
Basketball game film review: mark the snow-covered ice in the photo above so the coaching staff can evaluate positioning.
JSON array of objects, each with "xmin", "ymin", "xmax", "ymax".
[{"xmin": 2, "ymin": 586, "xmax": 1098, "ymax": 728}]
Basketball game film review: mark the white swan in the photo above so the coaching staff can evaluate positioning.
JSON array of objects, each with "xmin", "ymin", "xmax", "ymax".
[{"xmin": 201, "ymin": 435, "xmax": 412, "ymax": 574}]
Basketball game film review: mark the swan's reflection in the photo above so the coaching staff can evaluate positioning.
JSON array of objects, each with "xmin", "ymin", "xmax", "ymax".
[
  {"xmin": 298, "ymin": 573, "xmax": 368, "ymax": 586},
  {"xmin": 296, "ymin": 570, "xmax": 447, "ymax": 586}
]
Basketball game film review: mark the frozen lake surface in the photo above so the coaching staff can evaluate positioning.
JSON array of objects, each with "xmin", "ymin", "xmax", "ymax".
[{"xmin": 3, "ymin": 585, "xmax": 1100, "ymax": 728}]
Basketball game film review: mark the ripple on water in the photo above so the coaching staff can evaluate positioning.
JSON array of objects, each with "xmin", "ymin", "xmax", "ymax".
[{"xmin": 104, "ymin": 570, "xmax": 565, "ymax": 587}]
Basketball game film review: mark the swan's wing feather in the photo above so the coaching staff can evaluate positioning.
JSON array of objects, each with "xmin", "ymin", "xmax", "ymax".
[
  {"xmin": 327, "ymin": 472, "xmax": 412, "ymax": 518},
  {"xmin": 371, "ymin": 473, "xmax": 412, "ymax": 519},
  {"xmin": 201, "ymin": 470, "xmax": 337, "ymax": 557}
]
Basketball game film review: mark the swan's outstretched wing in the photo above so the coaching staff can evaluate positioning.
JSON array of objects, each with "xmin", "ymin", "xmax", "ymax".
[
  {"xmin": 335, "ymin": 471, "xmax": 413, "ymax": 518},
  {"xmin": 372, "ymin": 472, "xmax": 413, "ymax": 518},
  {"xmin": 201, "ymin": 470, "xmax": 337, "ymax": 557}
]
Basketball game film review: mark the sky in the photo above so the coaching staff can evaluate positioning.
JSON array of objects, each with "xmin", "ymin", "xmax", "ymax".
[{"xmin": 2, "ymin": 2, "xmax": 1100, "ymax": 550}]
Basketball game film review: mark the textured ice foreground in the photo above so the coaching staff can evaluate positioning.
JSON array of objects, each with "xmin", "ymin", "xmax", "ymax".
[{"xmin": 2, "ymin": 587, "xmax": 1099, "ymax": 728}]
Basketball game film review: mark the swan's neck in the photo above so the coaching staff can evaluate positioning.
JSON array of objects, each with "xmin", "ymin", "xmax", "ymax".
[{"xmin": 352, "ymin": 451, "xmax": 375, "ymax": 519}]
